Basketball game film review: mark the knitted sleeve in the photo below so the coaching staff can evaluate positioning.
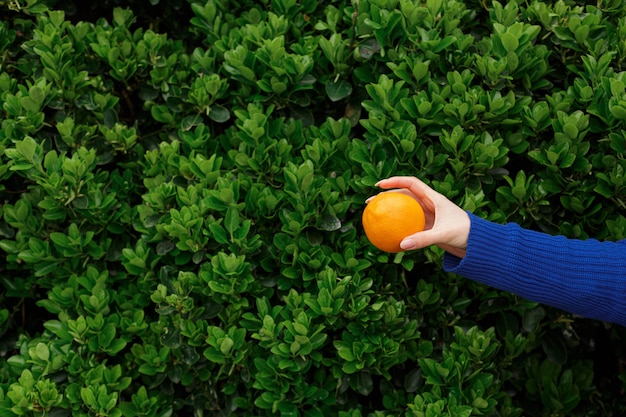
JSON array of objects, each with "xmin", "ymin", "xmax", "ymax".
[{"xmin": 443, "ymin": 213, "xmax": 626, "ymax": 327}]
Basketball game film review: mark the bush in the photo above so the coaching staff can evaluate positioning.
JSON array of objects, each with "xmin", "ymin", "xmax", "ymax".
[{"xmin": 1, "ymin": 0, "xmax": 626, "ymax": 415}]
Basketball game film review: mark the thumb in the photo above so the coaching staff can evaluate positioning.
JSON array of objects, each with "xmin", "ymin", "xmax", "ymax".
[{"xmin": 400, "ymin": 229, "xmax": 441, "ymax": 251}]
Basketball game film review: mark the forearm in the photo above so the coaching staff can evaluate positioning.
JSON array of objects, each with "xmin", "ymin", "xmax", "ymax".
[{"xmin": 443, "ymin": 213, "xmax": 626, "ymax": 327}]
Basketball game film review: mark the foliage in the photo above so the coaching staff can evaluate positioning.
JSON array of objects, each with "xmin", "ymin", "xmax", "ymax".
[{"xmin": 1, "ymin": 0, "xmax": 626, "ymax": 415}]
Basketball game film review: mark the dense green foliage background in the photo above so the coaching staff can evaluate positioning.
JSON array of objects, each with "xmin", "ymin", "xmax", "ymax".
[{"xmin": 1, "ymin": 0, "xmax": 626, "ymax": 415}]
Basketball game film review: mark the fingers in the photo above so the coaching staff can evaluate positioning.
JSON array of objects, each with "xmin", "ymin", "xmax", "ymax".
[
  {"xmin": 375, "ymin": 176, "xmax": 439, "ymax": 213},
  {"xmin": 375, "ymin": 176, "xmax": 438, "ymax": 199},
  {"xmin": 365, "ymin": 188, "xmax": 415, "ymax": 204}
]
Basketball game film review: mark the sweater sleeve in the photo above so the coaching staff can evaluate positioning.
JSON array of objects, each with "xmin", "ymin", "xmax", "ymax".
[{"xmin": 443, "ymin": 212, "xmax": 626, "ymax": 327}]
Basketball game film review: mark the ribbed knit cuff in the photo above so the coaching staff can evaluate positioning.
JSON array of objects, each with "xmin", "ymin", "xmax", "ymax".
[{"xmin": 443, "ymin": 212, "xmax": 626, "ymax": 326}]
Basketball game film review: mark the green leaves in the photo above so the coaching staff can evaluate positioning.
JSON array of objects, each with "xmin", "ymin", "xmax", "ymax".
[
  {"xmin": 1, "ymin": 0, "xmax": 626, "ymax": 416},
  {"xmin": 4, "ymin": 136, "xmax": 45, "ymax": 174},
  {"xmin": 204, "ymin": 326, "xmax": 247, "ymax": 364},
  {"xmin": 6, "ymin": 370, "xmax": 64, "ymax": 415},
  {"xmin": 412, "ymin": 327, "xmax": 500, "ymax": 416},
  {"xmin": 525, "ymin": 358, "xmax": 594, "ymax": 415}
]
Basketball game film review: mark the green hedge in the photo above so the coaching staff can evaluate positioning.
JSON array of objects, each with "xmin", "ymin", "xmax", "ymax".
[{"xmin": 1, "ymin": 0, "xmax": 626, "ymax": 415}]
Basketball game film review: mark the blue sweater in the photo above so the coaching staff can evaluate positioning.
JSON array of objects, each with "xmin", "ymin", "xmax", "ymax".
[{"xmin": 443, "ymin": 213, "xmax": 626, "ymax": 327}]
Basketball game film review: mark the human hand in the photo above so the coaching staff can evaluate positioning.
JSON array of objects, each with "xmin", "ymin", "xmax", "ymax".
[{"xmin": 372, "ymin": 176, "xmax": 470, "ymax": 258}]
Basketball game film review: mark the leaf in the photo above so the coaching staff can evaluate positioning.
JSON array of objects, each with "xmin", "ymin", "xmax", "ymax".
[
  {"xmin": 43, "ymin": 320, "xmax": 73, "ymax": 341},
  {"xmin": 325, "ymin": 80, "xmax": 352, "ymax": 102},
  {"xmin": 27, "ymin": 3, "xmax": 49, "ymax": 13},
  {"xmin": 113, "ymin": 7, "xmax": 131, "ymax": 26},
  {"xmin": 161, "ymin": 328, "xmax": 181, "ymax": 349},
  {"xmin": 542, "ymin": 332, "xmax": 568, "ymax": 365},
  {"xmin": 610, "ymin": 105, "xmax": 626, "ymax": 120},
  {"xmin": 317, "ymin": 214, "xmax": 341, "ymax": 231},
  {"xmin": 181, "ymin": 114, "xmax": 203, "ymax": 131},
  {"xmin": 355, "ymin": 371, "xmax": 373, "ymax": 395},
  {"xmin": 151, "ymin": 105, "xmax": 175, "ymax": 124},
  {"xmin": 156, "ymin": 240, "xmax": 175, "ymax": 255},
  {"xmin": 574, "ymin": 25, "xmax": 589, "ymax": 45},
  {"xmin": 224, "ymin": 208, "xmax": 240, "ymax": 235},
  {"xmin": 523, "ymin": 306, "xmax": 545, "ymax": 333},
  {"xmin": 35, "ymin": 342, "xmax": 50, "ymax": 362},
  {"xmin": 208, "ymin": 105, "xmax": 230, "ymax": 123},
  {"xmin": 404, "ymin": 368, "xmax": 422, "ymax": 393},
  {"xmin": 107, "ymin": 339, "xmax": 128, "ymax": 355},
  {"xmin": 80, "ymin": 387, "xmax": 96, "ymax": 406},
  {"xmin": 500, "ymin": 32, "xmax": 519, "ymax": 53},
  {"xmin": 432, "ymin": 35, "xmax": 457, "ymax": 53}
]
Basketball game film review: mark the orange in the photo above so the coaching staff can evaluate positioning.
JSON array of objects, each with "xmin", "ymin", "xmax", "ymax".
[{"xmin": 362, "ymin": 192, "xmax": 425, "ymax": 253}]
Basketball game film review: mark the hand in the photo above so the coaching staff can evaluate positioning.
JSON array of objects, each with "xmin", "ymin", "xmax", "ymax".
[{"xmin": 373, "ymin": 176, "xmax": 470, "ymax": 258}]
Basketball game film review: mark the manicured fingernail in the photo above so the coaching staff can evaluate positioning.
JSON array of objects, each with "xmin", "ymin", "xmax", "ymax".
[{"xmin": 400, "ymin": 238, "xmax": 415, "ymax": 250}]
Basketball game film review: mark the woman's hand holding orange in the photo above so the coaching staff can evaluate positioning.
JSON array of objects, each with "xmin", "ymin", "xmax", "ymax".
[{"xmin": 374, "ymin": 176, "xmax": 470, "ymax": 258}]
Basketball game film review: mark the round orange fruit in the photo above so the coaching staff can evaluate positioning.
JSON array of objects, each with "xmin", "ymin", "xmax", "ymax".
[{"xmin": 362, "ymin": 192, "xmax": 425, "ymax": 253}]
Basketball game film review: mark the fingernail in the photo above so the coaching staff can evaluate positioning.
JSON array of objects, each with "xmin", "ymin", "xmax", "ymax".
[{"xmin": 400, "ymin": 238, "xmax": 415, "ymax": 250}]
